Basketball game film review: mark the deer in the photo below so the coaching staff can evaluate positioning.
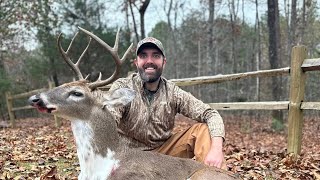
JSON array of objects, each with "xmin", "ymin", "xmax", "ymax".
[{"xmin": 28, "ymin": 27, "xmax": 240, "ymax": 180}]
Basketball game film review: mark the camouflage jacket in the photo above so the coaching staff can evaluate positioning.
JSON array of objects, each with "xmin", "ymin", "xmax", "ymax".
[{"xmin": 109, "ymin": 73, "xmax": 225, "ymax": 150}]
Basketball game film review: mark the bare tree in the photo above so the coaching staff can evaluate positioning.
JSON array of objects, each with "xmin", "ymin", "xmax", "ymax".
[
  {"xmin": 163, "ymin": 0, "xmax": 177, "ymax": 78},
  {"xmin": 207, "ymin": 0, "xmax": 216, "ymax": 99},
  {"xmin": 290, "ymin": 0, "xmax": 297, "ymax": 47},
  {"xmin": 128, "ymin": 1, "xmax": 139, "ymax": 42},
  {"xmin": 254, "ymin": 0, "xmax": 261, "ymax": 102},
  {"xmin": 161, "ymin": 0, "xmax": 188, "ymax": 80},
  {"xmin": 164, "ymin": 0, "xmax": 173, "ymax": 28},
  {"xmin": 228, "ymin": 0, "xmax": 238, "ymax": 74},
  {"xmin": 127, "ymin": 0, "xmax": 150, "ymax": 40},
  {"xmin": 138, "ymin": 0, "xmax": 150, "ymax": 38},
  {"xmin": 300, "ymin": 0, "xmax": 307, "ymax": 43},
  {"xmin": 267, "ymin": 0, "xmax": 283, "ymax": 123},
  {"xmin": 208, "ymin": 0, "xmax": 215, "ymax": 73}
]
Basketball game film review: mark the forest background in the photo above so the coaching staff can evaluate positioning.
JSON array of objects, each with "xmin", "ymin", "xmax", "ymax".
[
  {"xmin": 1, "ymin": 0, "xmax": 320, "ymax": 129},
  {"xmin": 1, "ymin": 0, "xmax": 320, "ymax": 179}
]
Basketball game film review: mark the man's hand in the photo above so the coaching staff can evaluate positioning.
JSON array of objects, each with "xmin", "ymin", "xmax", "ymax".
[{"xmin": 204, "ymin": 136, "xmax": 224, "ymax": 168}]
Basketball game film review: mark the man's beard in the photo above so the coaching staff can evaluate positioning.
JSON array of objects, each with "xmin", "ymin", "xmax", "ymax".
[{"xmin": 138, "ymin": 63, "xmax": 163, "ymax": 83}]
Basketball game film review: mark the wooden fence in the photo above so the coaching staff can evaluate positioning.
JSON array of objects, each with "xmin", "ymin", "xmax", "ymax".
[
  {"xmin": 5, "ymin": 81, "xmax": 61, "ymax": 127},
  {"xmin": 170, "ymin": 45, "xmax": 320, "ymax": 156},
  {"xmin": 5, "ymin": 45, "xmax": 320, "ymax": 156}
]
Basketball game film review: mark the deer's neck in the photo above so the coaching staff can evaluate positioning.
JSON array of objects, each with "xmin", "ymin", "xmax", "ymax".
[{"xmin": 70, "ymin": 107, "xmax": 123, "ymax": 179}]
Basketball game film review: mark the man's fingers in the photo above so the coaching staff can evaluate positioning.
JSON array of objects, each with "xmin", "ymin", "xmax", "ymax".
[
  {"xmin": 206, "ymin": 161, "xmax": 217, "ymax": 167},
  {"xmin": 215, "ymin": 161, "xmax": 222, "ymax": 168},
  {"xmin": 204, "ymin": 158, "xmax": 223, "ymax": 168},
  {"xmin": 210, "ymin": 161, "xmax": 222, "ymax": 168}
]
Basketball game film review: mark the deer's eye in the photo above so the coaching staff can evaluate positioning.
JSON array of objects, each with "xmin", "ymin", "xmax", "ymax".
[{"xmin": 70, "ymin": 91, "xmax": 83, "ymax": 97}]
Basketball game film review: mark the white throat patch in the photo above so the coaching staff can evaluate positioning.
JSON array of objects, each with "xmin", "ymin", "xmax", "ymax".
[{"xmin": 71, "ymin": 120, "xmax": 119, "ymax": 180}]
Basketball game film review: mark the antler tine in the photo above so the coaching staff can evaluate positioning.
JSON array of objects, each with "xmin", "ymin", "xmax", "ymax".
[
  {"xmin": 115, "ymin": 28, "xmax": 134, "ymax": 62},
  {"xmin": 121, "ymin": 42, "xmax": 133, "ymax": 61},
  {"xmin": 97, "ymin": 72, "xmax": 102, "ymax": 81},
  {"xmin": 57, "ymin": 32, "xmax": 91, "ymax": 80},
  {"xmin": 113, "ymin": 28, "xmax": 120, "ymax": 51},
  {"xmin": 113, "ymin": 28, "xmax": 134, "ymax": 62},
  {"xmin": 66, "ymin": 31, "xmax": 79, "ymax": 53},
  {"xmin": 77, "ymin": 36, "xmax": 92, "ymax": 67},
  {"xmin": 77, "ymin": 26, "xmax": 133, "ymax": 90}
]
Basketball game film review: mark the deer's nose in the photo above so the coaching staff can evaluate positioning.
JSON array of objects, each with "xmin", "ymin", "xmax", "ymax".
[{"xmin": 28, "ymin": 95, "xmax": 40, "ymax": 106}]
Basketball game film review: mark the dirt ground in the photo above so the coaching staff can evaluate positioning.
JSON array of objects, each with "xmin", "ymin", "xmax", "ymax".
[{"xmin": 0, "ymin": 115, "xmax": 319, "ymax": 179}]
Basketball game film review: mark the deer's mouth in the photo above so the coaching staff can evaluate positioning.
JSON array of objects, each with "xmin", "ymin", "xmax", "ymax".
[
  {"xmin": 28, "ymin": 96, "xmax": 57, "ymax": 114},
  {"xmin": 35, "ymin": 105, "xmax": 56, "ymax": 113},
  {"xmin": 40, "ymin": 107, "xmax": 56, "ymax": 113}
]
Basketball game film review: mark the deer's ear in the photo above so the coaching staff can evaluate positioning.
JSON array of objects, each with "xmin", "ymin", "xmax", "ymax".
[{"xmin": 103, "ymin": 88, "xmax": 135, "ymax": 108}]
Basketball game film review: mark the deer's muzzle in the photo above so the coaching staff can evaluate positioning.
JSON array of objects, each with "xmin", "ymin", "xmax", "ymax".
[{"xmin": 28, "ymin": 95, "xmax": 56, "ymax": 113}]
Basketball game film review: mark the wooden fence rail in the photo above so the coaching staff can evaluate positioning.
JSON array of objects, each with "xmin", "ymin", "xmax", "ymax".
[
  {"xmin": 170, "ymin": 46, "xmax": 319, "ymax": 155},
  {"xmin": 5, "ymin": 45, "xmax": 320, "ymax": 156},
  {"xmin": 170, "ymin": 45, "xmax": 319, "ymax": 156},
  {"xmin": 5, "ymin": 81, "xmax": 61, "ymax": 127}
]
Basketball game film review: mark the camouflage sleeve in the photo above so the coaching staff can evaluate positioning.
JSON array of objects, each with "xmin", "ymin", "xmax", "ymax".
[
  {"xmin": 205, "ymin": 111, "xmax": 225, "ymax": 140},
  {"xmin": 173, "ymin": 86, "xmax": 225, "ymax": 139}
]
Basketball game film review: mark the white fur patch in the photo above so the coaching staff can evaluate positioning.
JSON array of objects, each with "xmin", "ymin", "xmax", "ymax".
[{"xmin": 71, "ymin": 120, "xmax": 119, "ymax": 180}]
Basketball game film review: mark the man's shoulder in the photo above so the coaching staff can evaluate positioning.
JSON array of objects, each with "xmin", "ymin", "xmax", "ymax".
[
  {"xmin": 114, "ymin": 77, "xmax": 131, "ymax": 85},
  {"xmin": 112, "ymin": 73, "xmax": 138, "ymax": 89},
  {"xmin": 161, "ymin": 77, "xmax": 180, "ymax": 92}
]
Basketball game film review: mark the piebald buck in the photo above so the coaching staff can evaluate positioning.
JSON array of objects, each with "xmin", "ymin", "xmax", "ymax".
[{"xmin": 28, "ymin": 27, "xmax": 240, "ymax": 180}]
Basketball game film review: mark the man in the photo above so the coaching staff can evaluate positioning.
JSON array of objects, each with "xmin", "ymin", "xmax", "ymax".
[{"xmin": 109, "ymin": 37, "xmax": 226, "ymax": 169}]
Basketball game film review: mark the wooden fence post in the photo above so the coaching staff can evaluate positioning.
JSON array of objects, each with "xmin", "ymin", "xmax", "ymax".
[
  {"xmin": 5, "ymin": 91, "xmax": 15, "ymax": 127},
  {"xmin": 287, "ymin": 45, "xmax": 307, "ymax": 155},
  {"xmin": 48, "ymin": 81, "xmax": 61, "ymax": 127}
]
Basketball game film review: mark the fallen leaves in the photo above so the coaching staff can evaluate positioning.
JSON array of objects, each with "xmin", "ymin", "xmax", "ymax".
[
  {"xmin": 176, "ymin": 115, "xmax": 320, "ymax": 180},
  {"xmin": 0, "ymin": 116, "xmax": 319, "ymax": 179},
  {"xmin": 0, "ymin": 118, "xmax": 78, "ymax": 179},
  {"xmin": 40, "ymin": 166, "xmax": 57, "ymax": 180}
]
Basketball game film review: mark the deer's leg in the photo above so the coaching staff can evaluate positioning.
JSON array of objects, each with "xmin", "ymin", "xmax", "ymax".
[{"xmin": 153, "ymin": 123, "xmax": 227, "ymax": 169}]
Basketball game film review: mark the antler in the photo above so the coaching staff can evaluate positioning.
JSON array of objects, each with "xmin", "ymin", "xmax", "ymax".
[
  {"xmin": 78, "ymin": 27, "xmax": 133, "ymax": 90},
  {"xmin": 57, "ymin": 32, "xmax": 92, "ymax": 80}
]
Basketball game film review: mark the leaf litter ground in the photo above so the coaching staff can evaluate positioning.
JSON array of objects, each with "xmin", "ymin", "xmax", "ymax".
[{"xmin": 0, "ymin": 115, "xmax": 319, "ymax": 179}]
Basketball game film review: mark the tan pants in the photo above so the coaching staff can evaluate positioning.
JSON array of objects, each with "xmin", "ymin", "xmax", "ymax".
[{"xmin": 153, "ymin": 123, "xmax": 227, "ymax": 170}]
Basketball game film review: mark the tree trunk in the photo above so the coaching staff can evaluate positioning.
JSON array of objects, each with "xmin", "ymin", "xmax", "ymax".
[
  {"xmin": 267, "ymin": 0, "xmax": 283, "ymax": 124},
  {"xmin": 165, "ymin": 0, "xmax": 173, "ymax": 28},
  {"xmin": 300, "ymin": 0, "xmax": 307, "ymax": 43},
  {"xmin": 208, "ymin": 0, "xmax": 215, "ymax": 100},
  {"xmin": 125, "ymin": 2, "xmax": 130, "ymax": 31},
  {"xmin": 164, "ymin": 0, "xmax": 180, "ymax": 79},
  {"xmin": 290, "ymin": 0, "xmax": 297, "ymax": 47},
  {"xmin": 139, "ymin": 0, "xmax": 150, "ymax": 39},
  {"xmin": 49, "ymin": 57, "xmax": 59, "ymax": 87},
  {"xmin": 208, "ymin": 0, "xmax": 215, "ymax": 74},
  {"xmin": 229, "ymin": 0, "xmax": 237, "ymax": 73},
  {"xmin": 252, "ymin": 0, "xmax": 262, "ymax": 101},
  {"xmin": 128, "ymin": 1, "xmax": 139, "ymax": 42}
]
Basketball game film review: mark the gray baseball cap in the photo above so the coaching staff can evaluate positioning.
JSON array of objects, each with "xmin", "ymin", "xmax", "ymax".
[{"xmin": 136, "ymin": 37, "xmax": 165, "ymax": 57}]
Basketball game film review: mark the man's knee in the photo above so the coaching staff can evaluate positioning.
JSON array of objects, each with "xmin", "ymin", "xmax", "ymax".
[{"xmin": 190, "ymin": 123, "xmax": 210, "ymax": 139}]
